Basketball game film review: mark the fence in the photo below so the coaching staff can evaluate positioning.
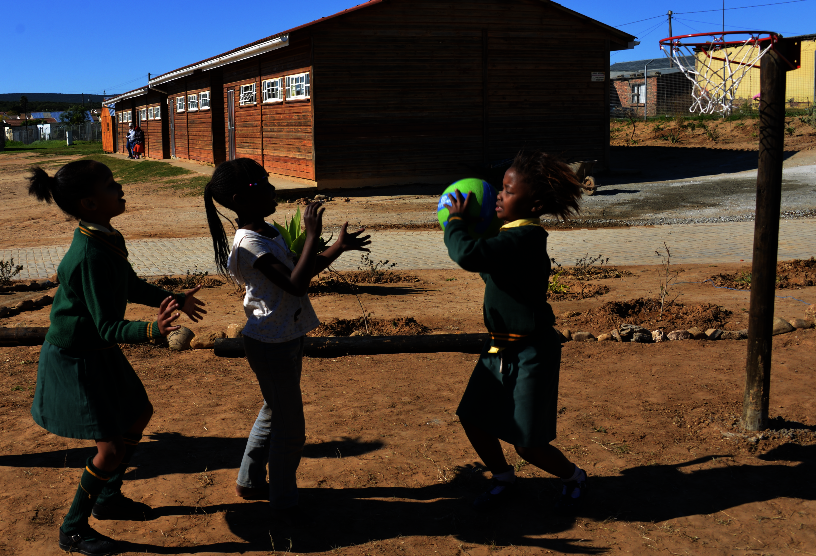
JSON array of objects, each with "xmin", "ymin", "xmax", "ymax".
[
  {"xmin": 5, "ymin": 122, "xmax": 103, "ymax": 144},
  {"xmin": 610, "ymin": 55, "xmax": 815, "ymax": 120}
]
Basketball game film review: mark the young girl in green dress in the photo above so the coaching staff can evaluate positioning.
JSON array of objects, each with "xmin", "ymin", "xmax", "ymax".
[
  {"xmin": 28, "ymin": 160, "xmax": 206, "ymax": 555},
  {"xmin": 443, "ymin": 149, "xmax": 587, "ymax": 511}
]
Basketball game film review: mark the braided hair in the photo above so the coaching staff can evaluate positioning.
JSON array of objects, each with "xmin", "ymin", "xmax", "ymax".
[
  {"xmin": 509, "ymin": 149, "xmax": 583, "ymax": 220},
  {"xmin": 27, "ymin": 160, "xmax": 109, "ymax": 219},
  {"xmin": 204, "ymin": 158, "xmax": 270, "ymax": 276}
]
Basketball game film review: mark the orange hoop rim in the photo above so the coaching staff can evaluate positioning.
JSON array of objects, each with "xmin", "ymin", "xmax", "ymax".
[{"xmin": 659, "ymin": 31, "xmax": 780, "ymax": 49}]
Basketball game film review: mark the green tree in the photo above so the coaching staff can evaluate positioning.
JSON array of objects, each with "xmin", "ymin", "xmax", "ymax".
[{"xmin": 59, "ymin": 105, "xmax": 88, "ymax": 126}]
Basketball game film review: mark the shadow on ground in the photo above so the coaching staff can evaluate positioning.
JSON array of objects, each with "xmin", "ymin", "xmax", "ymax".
[
  {"xmin": 5, "ymin": 439, "xmax": 811, "ymax": 553},
  {"xmin": 605, "ymin": 146, "xmax": 798, "ymax": 185}
]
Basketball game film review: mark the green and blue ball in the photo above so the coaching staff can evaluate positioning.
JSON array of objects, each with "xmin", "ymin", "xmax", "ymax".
[{"xmin": 437, "ymin": 178, "xmax": 502, "ymax": 239}]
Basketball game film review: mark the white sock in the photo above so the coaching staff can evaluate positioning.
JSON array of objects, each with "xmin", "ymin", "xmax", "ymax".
[
  {"xmin": 563, "ymin": 464, "xmax": 585, "ymax": 483},
  {"xmin": 490, "ymin": 469, "xmax": 516, "ymax": 494}
]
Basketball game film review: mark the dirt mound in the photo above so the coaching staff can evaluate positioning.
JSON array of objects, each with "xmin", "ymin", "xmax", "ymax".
[
  {"xmin": 309, "ymin": 270, "xmax": 421, "ymax": 296},
  {"xmin": 709, "ymin": 258, "xmax": 816, "ymax": 290},
  {"xmin": 150, "ymin": 271, "xmax": 224, "ymax": 289},
  {"xmin": 559, "ymin": 297, "xmax": 732, "ymax": 331},
  {"xmin": 308, "ymin": 316, "xmax": 429, "ymax": 337},
  {"xmin": 548, "ymin": 282, "xmax": 611, "ymax": 300}
]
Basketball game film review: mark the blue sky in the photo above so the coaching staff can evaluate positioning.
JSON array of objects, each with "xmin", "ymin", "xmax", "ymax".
[{"xmin": 5, "ymin": 0, "xmax": 814, "ymax": 96}]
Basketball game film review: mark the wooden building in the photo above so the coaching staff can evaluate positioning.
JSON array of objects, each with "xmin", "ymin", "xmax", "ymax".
[{"xmin": 103, "ymin": 0, "xmax": 635, "ymax": 188}]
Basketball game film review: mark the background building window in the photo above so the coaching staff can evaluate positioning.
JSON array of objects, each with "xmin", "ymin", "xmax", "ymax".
[
  {"xmin": 148, "ymin": 107, "xmax": 154, "ymax": 120},
  {"xmin": 199, "ymin": 91, "xmax": 210, "ymax": 109},
  {"xmin": 630, "ymin": 83, "xmax": 646, "ymax": 104},
  {"xmin": 154, "ymin": 105, "xmax": 161, "ymax": 119},
  {"xmin": 177, "ymin": 97, "xmax": 185, "ymax": 112},
  {"xmin": 140, "ymin": 108, "xmax": 147, "ymax": 121},
  {"xmin": 285, "ymin": 72, "xmax": 310, "ymax": 99},
  {"xmin": 239, "ymin": 83, "xmax": 256, "ymax": 105},
  {"xmin": 188, "ymin": 94, "xmax": 198, "ymax": 111},
  {"xmin": 262, "ymin": 78, "xmax": 282, "ymax": 102}
]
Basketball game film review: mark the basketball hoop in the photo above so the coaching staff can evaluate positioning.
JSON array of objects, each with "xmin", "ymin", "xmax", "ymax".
[{"xmin": 659, "ymin": 31, "xmax": 784, "ymax": 115}]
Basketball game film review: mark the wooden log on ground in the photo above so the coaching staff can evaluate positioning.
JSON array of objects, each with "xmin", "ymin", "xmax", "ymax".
[
  {"xmin": 0, "ymin": 327, "xmax": 49, "ymax": 346},
  {"xmin": 215, "ymin": 334, "xmax": 489, "ymax": 358}
]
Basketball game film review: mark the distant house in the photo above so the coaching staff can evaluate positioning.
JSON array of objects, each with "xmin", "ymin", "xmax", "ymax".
[
  {"xmin": 610, "ymin": 56, "xmax": 694, "ymax": 117},
  {"xmin": 104, "ymin": 0, "xmax": 636, "ymax": 186}
]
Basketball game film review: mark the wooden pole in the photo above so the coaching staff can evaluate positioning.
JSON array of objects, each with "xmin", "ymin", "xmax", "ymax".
[{"xmin": 742, "ymin": 47, "xmax": 787, "ymax": 432}]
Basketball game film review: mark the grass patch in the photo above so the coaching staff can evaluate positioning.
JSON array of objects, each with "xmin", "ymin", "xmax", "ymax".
[
  {"xmin": 164, "ymin": 175, "xmax": 211, "ymax": 196},
  {"xmin": 79, "ymin": 155, "xmax": 192, "ymax": 184},
  {"xmin": 2, "ymin": 140, "xmax": 103, "ymax": 156}
]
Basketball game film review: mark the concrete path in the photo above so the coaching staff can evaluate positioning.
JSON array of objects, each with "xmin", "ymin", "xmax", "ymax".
[{"xmin": 2, "ymin": 220, "xmax": 814, "ymax": 280}]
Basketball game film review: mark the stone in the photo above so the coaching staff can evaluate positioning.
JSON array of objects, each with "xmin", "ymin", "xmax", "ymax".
[
  {"xmin": 33, "ymin": 294, "xmax": 53, "ymax": 307},
  {"xmin": 667, "ymin": 330, "xmax": 692, "ymax": 341},
  {"xmin": 705, "ymin": 329, "xmax": 723, "ymax": 340},
  {"xmin": 0, "ymin": 306, "xmax": 10, "ymax": 318},
  {"xmin": 788, "ymin": 318, "xmax": 809, "ymax": 329},
  {"xmin": 349, "ymin": 330, "xmax": 366, "ymax": 337},
  {"xmin": 632, "ymin": 331, "xmax": 652, "ymax": 343},
  {"xmin": 597, "ymin": 333, "xmax": 613, "ymax": 342},
  {"xmin": 772, "ymin": 317, "xmax": 795, "ymax": 336},
  {"xmin": 572, "ymin": 331, "xmax": 596, "ymax": 342},
  {"xmin": 687, "ymin": 327, "xmax": 706, "ymax": 340},
  {"xmin": 560, "ymin": 329, "xmax": 572, "ymax": 341},
  {"xmin": 720, "ymin": 329, "xmax": 748, "ymax": 340},
  {"xmin": 611, "ymin": 329, "xmax": 622, "ymax": 342},
  {"xmin": 190, "ymin": 330, "xmax": 226, "ymax": 349},
  {"xmin": 652, "ymin": 329, "xmax": 666, "ymax": 342},
  {"xmin": 805, "ymin": 304, "xmax": 816, "ymax": 321},
  {"xmin": 49, "ymin": 273, "xmax": 59, "ymax": 285},
  {"xmin": 168, "ymin": 326, "xmax": 195, "ymax": 351},
  {"xmin": 226, "ymin": 323, "xmax": 244, "ymax": 338},
  {"xmin": 619, "ymin": 323, "xmax": 649, "ymax": 342}
]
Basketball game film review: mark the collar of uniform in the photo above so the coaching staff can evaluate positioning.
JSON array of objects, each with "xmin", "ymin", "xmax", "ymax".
[
  {"xmin": 79, "ymin": 219, "xmax": 117, "ymax": 235},
  {"xmin": 500, "ymin": 218, "xmax": 541, "ymax": 230}
]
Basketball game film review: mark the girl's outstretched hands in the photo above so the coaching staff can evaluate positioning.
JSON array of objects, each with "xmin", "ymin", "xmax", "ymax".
[
  {"xmin": 157, "ymin": 296, "xmax": 181, "ymax": 335},
  {"xmin": 180, "ymin": 284, "xmax": 207, "ymax": 323},
  {"xmin": 335, "ymin": 222, "xmax": 371, "ymax": 253},
  {"xmin": 447, "ymin": 190, "xmax": 473, "ymax": 221},
  {"xmin": 303, "ymin": 200, "xmax": 325, "ymax": 239}
]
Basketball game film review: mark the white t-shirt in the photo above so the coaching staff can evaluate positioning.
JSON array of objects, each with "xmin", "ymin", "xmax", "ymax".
[{"xmin": 227, "ymin": 227, "xmax": 319, "ymax": 343}]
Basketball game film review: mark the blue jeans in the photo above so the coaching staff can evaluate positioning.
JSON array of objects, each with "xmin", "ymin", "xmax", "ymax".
[
  {"xmin": 236, "ymin": 335, "xmax": 305, "ymax": 509},
  {"xmin": 126, "ymin": 140, "xmax": 134, "ymax": 157}
]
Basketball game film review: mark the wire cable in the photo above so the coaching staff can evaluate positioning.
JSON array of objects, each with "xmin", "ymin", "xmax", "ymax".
[{"xmin": 615, "ymin": 0, "xmax": 812, "ymax": 26}]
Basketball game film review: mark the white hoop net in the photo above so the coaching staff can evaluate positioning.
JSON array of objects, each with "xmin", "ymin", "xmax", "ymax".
[{"xmin": 660, "ymin": 33, "xmax": 777, "ymax": 115}]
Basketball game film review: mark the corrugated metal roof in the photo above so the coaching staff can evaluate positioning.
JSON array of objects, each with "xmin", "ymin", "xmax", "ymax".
[{"xmin": 610, "ymin": 56, "xmax": 694, "ymax": 72}]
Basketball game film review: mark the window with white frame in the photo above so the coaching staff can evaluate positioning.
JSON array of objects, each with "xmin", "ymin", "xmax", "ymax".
[
  {"xmin": 176, "ymin": 96, "xmax": 185, "ymax": 111},
  {"xmin": 154, "ymin": 105, "xmax": 161, "ymax": 119},
  {"xmin": 188, "ymin": 94, "xmax": 198, "ymax": 111},
  {"xmin": 199, "ymin": 91, "xmax": 210, "ymax": 109},
  {"xmin": 127, "ymin": 112, "xmax": 132, "ymax": 122},
  {"xmin": 117, "ymin": 113, "xmax": 121, "ymax": 123},
  {"xmin": 285, "ymin": 72, "xmax": 310, "ymax": 99},
  {"xmin": 239, "ymin": 83, "xmax": 256, "ymax": 105},
  {"xmin": 148, "ymin": 107, "xmax": 154, "ymax": 120},
  {"xmin": 140, "ymin": 108, "xmax": 147, "ymax": 121},
  {"xmin": 630, "ymin": 83, "xmax": 646, "ymax": 104},
  {"xmin": 262, "ymin": 78, "xmax": 282, "ymax": 103}
]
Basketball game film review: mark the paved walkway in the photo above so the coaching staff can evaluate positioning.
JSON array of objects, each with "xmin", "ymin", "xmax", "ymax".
[{"xmin": 2, "ymin": 220, "xmax": 814, "ymax": 280}]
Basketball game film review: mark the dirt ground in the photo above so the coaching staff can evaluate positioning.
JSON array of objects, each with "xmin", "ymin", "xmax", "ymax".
[{"xmin": 1, "ymin": 262, "xmax": 815, "ymax": 556}]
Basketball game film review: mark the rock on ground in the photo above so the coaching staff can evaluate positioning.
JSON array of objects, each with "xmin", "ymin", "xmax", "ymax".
[
  {"xmin": 190, "ymin": 330, "xmax": 226, "ymax": 349},
  {"xmin": 573, "ymin": 331, "xmax": 596, "ymax": 342},
  {"xmin": 652, "ymin": 330, "xmax": 666, "ymax": 342},
  {"xmin": 668, "ymin": 330, "xmax": 692, "ymax": 341},
  {"xmin": 772, "ymin": 317, "xmax": 795, "ymax": 336}
]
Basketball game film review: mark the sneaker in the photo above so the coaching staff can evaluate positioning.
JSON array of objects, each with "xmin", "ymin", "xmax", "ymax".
[
  {"xmin": 58, "ymin": 527, "xmax": 117, "ymax": 556},
  {"xmin": 555, "ymin": 468, "xmax": 587, "ymax": 512},
  {"xmin": 92, "ymin": 492, "xmax": 152, "ymax": 521},
  {"xmin": 236, "ymin": 484, "xmax": 268, "ymax": 501},
  {"xmin": 472, "ymin": 478, "xmax": 516, "ymax": 511}
]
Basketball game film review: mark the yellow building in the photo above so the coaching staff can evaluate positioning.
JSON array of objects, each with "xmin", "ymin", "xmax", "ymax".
[{"xmin": 694, "ymin": 33, "xmax": 815, "ymax": 108}]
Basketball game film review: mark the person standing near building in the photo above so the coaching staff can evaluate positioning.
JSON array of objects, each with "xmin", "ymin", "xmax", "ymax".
[{"xmin": 126, "ymin": 124, "xmax": 135, "ymax": 159}]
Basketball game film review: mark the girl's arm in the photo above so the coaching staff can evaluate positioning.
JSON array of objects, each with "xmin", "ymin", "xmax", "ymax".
[
  {"xmin": 312, "ymin": 222, "xmax": 371, "ymax": 275},
  {"xmin": 126, "ymin": 267, "xmax": 206, "ymax": 322},
  {"xmin": 253, "ymin": 201, "xmax": 324, "ymax": 297}
]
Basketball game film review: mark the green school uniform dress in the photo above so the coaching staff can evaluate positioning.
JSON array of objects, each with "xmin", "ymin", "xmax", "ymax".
[
  {"xmin": 31, "ymin": 222, "xmax": 184, "ymax": 440},
  {"xmin": 444, "ymin": 215, "xmax": 560, "ymax": 447}
]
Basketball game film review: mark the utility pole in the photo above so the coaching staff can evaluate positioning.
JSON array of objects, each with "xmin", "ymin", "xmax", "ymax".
[{"xmin": 668, "ymin": 10, "xmax": 673, "ymax": 39}]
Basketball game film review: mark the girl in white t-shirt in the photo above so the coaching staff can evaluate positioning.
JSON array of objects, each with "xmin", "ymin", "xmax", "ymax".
[{"xmin": 203, "ymin": 158, "xmax": 370, "ymax": 518}]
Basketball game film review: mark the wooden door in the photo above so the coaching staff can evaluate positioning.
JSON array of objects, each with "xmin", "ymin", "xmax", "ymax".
[{"xmin": 169, "ymin": 100, "xmax": 176, "ymax": 158}]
